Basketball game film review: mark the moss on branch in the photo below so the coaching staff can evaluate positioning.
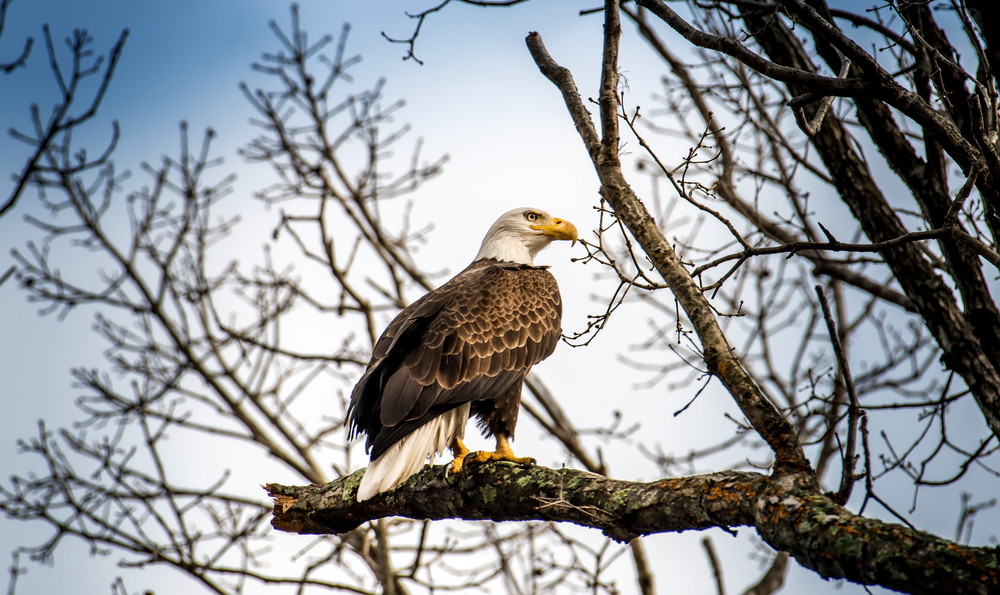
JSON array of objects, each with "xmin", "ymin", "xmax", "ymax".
[
  {"xmin": 267, "ymin": 463, "xmax": 759, "ymax": 541},
  {"xmin": 267, "ymin": 464, "xmax": 1000, "ymax": 595}
]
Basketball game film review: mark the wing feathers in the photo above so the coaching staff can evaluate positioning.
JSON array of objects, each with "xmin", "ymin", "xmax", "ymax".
[
  {"xmin": 413, "ymin": 347, "xmax": 441, "ymax": 384},
  {"xmin": 347, "ymin": 259, "xmax": 563, "ymax": 464},
  {"xmin": 380, "ymin": 371, "xmax": 421, "ymax": 427}
]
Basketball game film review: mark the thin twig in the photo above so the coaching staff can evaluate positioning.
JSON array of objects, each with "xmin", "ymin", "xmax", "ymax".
[
  {"xmin": 816, "ymin": 286, "xmax": 860, "ymax": 505},
  {"xmin": 702, "ymin": 537, "xmax": 726, "ymax": 595}
]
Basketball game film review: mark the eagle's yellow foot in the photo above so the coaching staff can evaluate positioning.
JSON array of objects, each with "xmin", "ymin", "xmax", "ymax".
[
  {"xmin": 463, "ymin": 450, "xmax": 537, "ymax": 466},
  {"xmin": 463, "ymin": 434, "xmax": 536, "ymax": 467},
  {"xmin": 445, "ymin": 436, "xmax": 471, "ymax": 477}
]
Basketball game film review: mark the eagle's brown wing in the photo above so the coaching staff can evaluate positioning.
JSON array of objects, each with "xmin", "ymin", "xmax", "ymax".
[{"xmin": 347, "ymin": 259, "xmax": 562, "ymax": 460}]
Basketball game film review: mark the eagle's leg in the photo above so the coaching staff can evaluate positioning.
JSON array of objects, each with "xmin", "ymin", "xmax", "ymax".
[
  {"xmin": 464, "ymin": 432, "xmax": 536, "ymax": 467},
  {"xmin": 445, "ymin": 436, "xmax": 472, "ymax": 477}
]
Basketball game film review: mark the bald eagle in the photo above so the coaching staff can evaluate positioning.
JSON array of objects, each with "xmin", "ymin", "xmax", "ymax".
[{"xmin": 347, "ymin": 207, "xmax": 578, "ymax": 501}]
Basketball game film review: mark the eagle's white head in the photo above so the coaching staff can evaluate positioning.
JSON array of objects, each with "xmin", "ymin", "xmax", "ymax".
[{"xmin": 474, "ymin": 207, "xmax": 578, "ymax": 264}]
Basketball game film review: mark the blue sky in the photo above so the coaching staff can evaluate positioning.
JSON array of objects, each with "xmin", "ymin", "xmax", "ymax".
[{"xmin": 0, "ymin": 1, "xmax": 993, "ymax": 594}]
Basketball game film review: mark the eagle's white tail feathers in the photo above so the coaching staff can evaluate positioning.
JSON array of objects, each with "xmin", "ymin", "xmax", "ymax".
[{"xmin": 356, "ymin": 403, "xmax": 470, "ymax": 501}]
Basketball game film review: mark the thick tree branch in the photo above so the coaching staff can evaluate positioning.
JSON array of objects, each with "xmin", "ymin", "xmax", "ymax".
[
  {"xmin": 268, "ymin": 465, "xmax": 758, "ymax": 540},
  {"xmin": 526, "ymin": 2, "xmax": 810, "ymax": 473},
  {"xmin": 266, "ymin": 465, "xmax": 1000, "ymax": 595}
]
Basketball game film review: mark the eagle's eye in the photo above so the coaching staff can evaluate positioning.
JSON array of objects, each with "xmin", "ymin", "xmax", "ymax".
[{"xmin": 525, "ymin": 211, "xmax": 540, "ymax": 222}]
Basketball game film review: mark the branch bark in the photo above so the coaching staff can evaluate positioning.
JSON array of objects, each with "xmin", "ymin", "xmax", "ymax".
[{"xmin": 266, "ymin": 464, "xmax": 1000, "ymax": 595}]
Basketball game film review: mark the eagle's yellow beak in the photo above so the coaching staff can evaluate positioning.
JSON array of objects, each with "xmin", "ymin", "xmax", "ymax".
[{"xmin": 532, "ymin": 217, "xmax": 578, "ymax": 246}]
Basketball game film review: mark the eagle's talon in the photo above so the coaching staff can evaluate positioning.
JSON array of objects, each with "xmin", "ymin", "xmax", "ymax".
[
  {"xmin": 463, "ymin": 450, "xmax": 487, "ymax": 467},
  {"xmin": 446, "ymin": 437, "xmax": 470, "ymax": 478}
]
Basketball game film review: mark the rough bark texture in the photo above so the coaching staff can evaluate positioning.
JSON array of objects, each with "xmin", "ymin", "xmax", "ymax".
[
  {"xmin": 266, "ymin": 464, "xmax": 1000, "ymax": 595},
  {"xmin": 268, "ymin": 464, "xmax": 759, "ymax": 540}
]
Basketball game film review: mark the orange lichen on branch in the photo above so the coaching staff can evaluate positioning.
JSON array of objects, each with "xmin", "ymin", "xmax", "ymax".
[{"xmin": 705, "ymin": 482, "xmax": 754, "ymax": 505}]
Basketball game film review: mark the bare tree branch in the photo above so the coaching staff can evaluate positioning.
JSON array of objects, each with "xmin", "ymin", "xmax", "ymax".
[{"xmin": 526, "ymin": 4, "xmax": 810, "ymax": 472}]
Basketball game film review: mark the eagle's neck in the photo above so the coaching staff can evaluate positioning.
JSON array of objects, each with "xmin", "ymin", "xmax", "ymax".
[{"xmin": 473, "ymin": 227, "xmax": 549, "ymax": 264}]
